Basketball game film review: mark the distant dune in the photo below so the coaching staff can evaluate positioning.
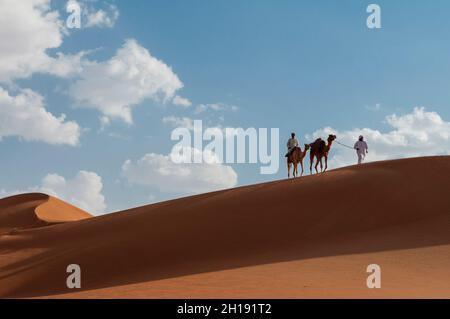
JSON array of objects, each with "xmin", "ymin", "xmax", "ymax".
[
  {"xmin": 0, "ymin": 193, "xmax": 91, "ymax": 236},
  {"xmin": 0, "ymin": 156, "xmax": 449, "ymax": 298}
]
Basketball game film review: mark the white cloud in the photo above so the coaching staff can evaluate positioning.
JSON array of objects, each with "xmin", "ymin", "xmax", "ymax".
[
  {"xmin": 0, "ymin": 87, "xmax": 81, "ymax": 146},
  {"xmin": 69, "ymin": 39, "xmax": 185, "ymax": 124},
  {"xmin": 0, "ymin": 1, "xmax": 84, "ymax": 146},
  {"xmin": 0, "ymin": 2, "xmax": 188, "ymax": 131},
  {"xmin": 172, "ymin": 95, "xmax": 192, "ymax": 107},
  {"xmin": 195, "ymin": 103, "xmax": 239, "ymax": 114},
  {"xmin": 0, "ymin": 171, "xmax": 107, "ymax": 215},
  {"xmin": 68, "ymin": 0, "xmax": 119, "ymax": 28},
  {"xmin": 44, "ymin": 51, "xmax": 87, "ymax": 78},
  {"xmin": 99, "ymin": 115, "xmax": 111, "ymax": 129},
  {"xmin": 38, "ymin": 171, "xmax": 106, "ymax": 214},
  {"xmin": 85, "ymin": 4, "xmax": 119, "ymax": 28},
  {"xmin": 0, "ymin": 0, "xmax": 116, "ymax": 82},
  {"xmin": 122, "ymin": 147, "xmax": 238, "ymax": 194},
  {"xmin": 0, "ymin": 0, "xmax": 84, "ymax": 82},
  {"xmin": 306, "ymin": 107, "xmax": 450, "ymax": 168}
]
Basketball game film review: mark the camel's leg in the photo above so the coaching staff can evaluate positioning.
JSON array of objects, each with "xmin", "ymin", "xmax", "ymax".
[
  {"xmin": 319, "ymin": 157, "xmax": 323, "ymax": 172},
  {"xmin": 314, "ymin": 156, "xmax": 319, "ymax": 174},
  {"xmin": 310, "ymin": 154, "xmax": 314, "ymax": 174},
  {"xmin": 324, "ymin": 155, "xmax": 328, "ymax": 172},
  {"xmin": 300, "ymin": 160, "xmax": 304, "ymax": 177},
  {"xmin": 287, "ymin": 161, "xmax": 291, "ymax": 178},
  {"xmin": 294, "ymin": 163, "xmax": 299, "ymax": 177}
]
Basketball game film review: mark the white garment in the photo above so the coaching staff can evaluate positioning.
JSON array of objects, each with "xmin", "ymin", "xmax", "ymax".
[
  {"xmin": 287, "ymin": 138, "xmax": 299, "ymax": 150},
  {"xmin": 354, "ymin": 140, "xmax": 368, "ymax": 164},
  {"xmin": 357, "ymin": 152, "xmax": 365, "ymax": 164}
]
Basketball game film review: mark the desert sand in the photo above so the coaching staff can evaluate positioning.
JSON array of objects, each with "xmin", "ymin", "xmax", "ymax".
[{"xmin": 0, "ymin": 156, "xmax": 449, "ymax": 299}]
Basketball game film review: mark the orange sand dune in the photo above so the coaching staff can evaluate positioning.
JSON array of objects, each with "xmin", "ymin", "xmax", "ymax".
[
  {"xmin": 0, "ymin": 193, "xmax": 91, "ymax": 235},
  {"xmin": 0, "ymin": 156, "xmax": 449, "ymax": 298}
]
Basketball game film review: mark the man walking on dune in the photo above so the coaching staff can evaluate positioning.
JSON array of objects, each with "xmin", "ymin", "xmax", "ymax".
[{"xmin": 354, "ymin": 135, "xmax": 368, "ymax": 164}]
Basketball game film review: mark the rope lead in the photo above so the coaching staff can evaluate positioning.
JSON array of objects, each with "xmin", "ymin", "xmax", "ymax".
[{"xmin": 335, "ymin": 140, "xmax": 354, "ymax": 150}]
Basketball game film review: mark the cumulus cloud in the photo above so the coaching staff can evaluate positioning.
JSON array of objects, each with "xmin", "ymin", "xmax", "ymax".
[
  {"xmin": 306, "ymin": 107, "xmax": 450, "ymax": 168},
  {"xmin": 0, "ymin": 0, "xmax": 118, "ymax": 82},
  {"xmin": 172, "ymin": 95, "xmax": 192, "ymax": 107},
  {"xmin": 0, "ymin": 87, "xmax": 81, "ymax": 145},
  {"xmin": 38, "ymin": 171, "xmax": 106, "ymax": 214},
  {"xmin": 0, "ymin": 0, "xmax": 84, "ymax": 146},
  {"xmin": 0, "ymin": 171, "xmax": 106, "ymax": 215},
  {"xmin": 44, "ymin": 51, "xmax": 87, "ymax": 78},
  {"xmin": 1, "ymin": 2, "xmax": 188, "ymax": 130},
  {"xmin": 122, "ymin": 147, "xmax": 238, "ymax": 194},
  {"xmin": 69, "ymin": 39, "xmax": 186, "ymax": 124},
  {"xmin": 85, "ymin": 4, "xmax": 119, "ymax": 28},
  {"xmin": 0, "ymin": 0, "xmax": 85, "ymax": 82},
  {"xmin": 67, "ymin": 0, "xmax": 119, "ymax": 28}
]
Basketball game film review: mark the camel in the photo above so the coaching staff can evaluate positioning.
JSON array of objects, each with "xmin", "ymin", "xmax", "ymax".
[
  {"xmin": 287, "ymin": 144, "xmax": 311, "ymax": 178},
  {"xmin": 309, "ymin": 134, "xmax": 337, "ymax": 174}
]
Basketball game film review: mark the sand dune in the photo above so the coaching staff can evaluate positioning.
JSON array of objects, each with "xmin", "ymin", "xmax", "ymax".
[
  {"xmin": 0, "ymin": 156, "xmax": 449, "ymax": 298},
  {"xmin": 0, "ymin": 193, "xmax": 91, "ymax": 235}
]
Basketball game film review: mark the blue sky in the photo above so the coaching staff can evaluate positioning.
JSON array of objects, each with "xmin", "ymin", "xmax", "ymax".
[{"xmin": 1, "ymin": 0, "xmax": 450, "ymax": 214}]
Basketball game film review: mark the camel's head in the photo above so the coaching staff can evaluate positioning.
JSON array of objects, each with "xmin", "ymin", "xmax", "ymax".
[
  {"xmin": 304, "ymin": 144, "xmax": 311, "ymax": 151},
  {"xmin": 328, "ymin": 134, "xmax": 337, "ymax": 142}
]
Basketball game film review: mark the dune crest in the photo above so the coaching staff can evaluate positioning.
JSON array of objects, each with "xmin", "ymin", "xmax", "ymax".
[{"xmin": 0, "ymin": 193, "xmax": 92, "ymax": 234}]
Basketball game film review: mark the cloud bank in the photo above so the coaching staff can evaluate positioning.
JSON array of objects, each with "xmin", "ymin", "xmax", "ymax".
[
  {"xmin": 307, "ymin": 107, "xmax": 450, "ymax": 169},
  {"xmin": 122, "ymin": 147, "xmax": 238, "ymax": 194}
]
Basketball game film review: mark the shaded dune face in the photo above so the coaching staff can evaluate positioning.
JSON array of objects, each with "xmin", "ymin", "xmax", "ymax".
[
  {"xmin": 0, "ymin": 156, "xmax": 450, "ymax": 298},
  {"xmin": 0, "ymin": 193, "xmax": 91, "ymax": 235},
  {"xmin": 0, "ymin": 193, "xmax": 50, "ymax": 235}
]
